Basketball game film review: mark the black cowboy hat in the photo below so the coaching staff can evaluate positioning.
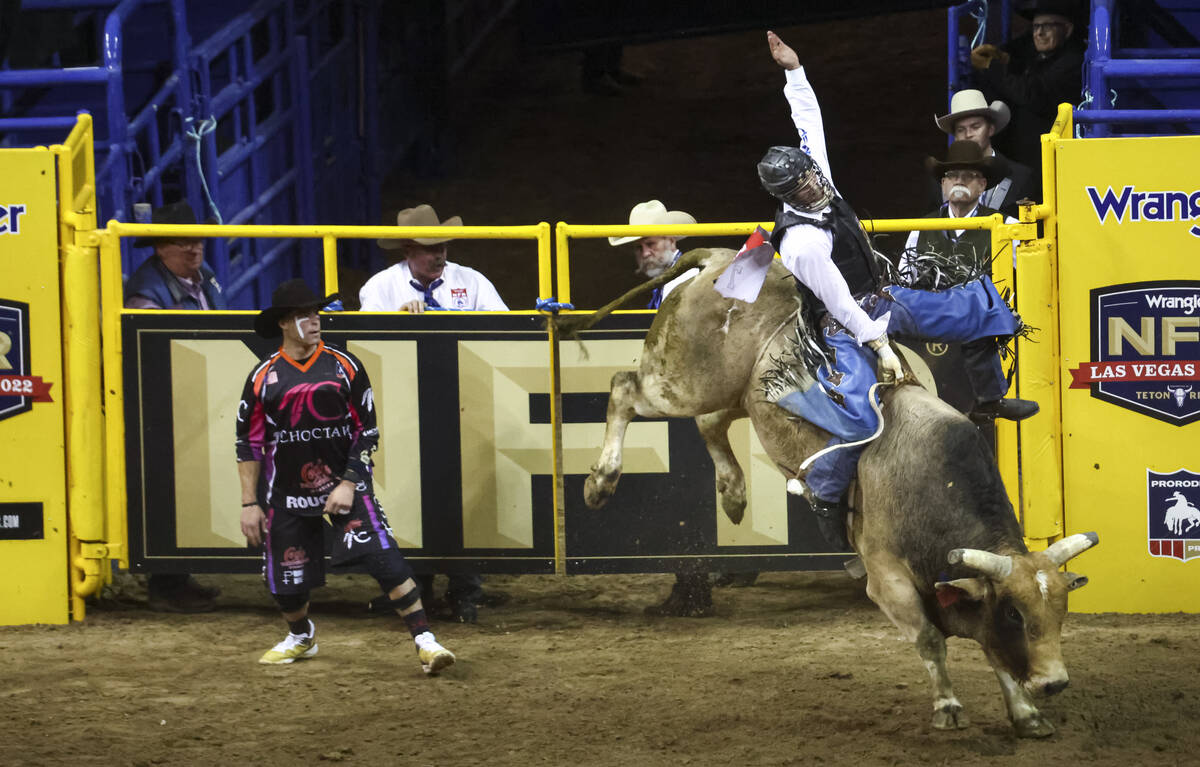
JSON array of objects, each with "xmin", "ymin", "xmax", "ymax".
[
  {"xmin": 924, "ymin": 140, "xmax": 1008, "ymax": 189},
  {"xmin": 1016, "ymin": 0, "xmax": 1081, "ymax": 22},
  {"xmin": 254, "ymin": 279, "xmax": 339, "ymax": 338},
  {"xmin": 132, "ymin": 200, "xmax": 218, "ymax": 247}
]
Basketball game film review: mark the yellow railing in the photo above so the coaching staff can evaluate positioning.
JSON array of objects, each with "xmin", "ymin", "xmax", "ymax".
[
  {"xmin": 91, "ymin": 219, "xmax": 556, "ymax": 589},
  {"xmin": 50, "ymin": 115, "xmax": 113, "ymax": 620}
]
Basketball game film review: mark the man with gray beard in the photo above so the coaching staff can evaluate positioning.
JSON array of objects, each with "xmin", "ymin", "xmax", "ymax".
[{"xmin": 901, "ymin": 139, "xmax": 1018, "ymax": 287}]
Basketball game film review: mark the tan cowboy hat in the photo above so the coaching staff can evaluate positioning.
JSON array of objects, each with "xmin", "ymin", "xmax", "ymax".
[
  {"xmin": 925, "ymin": 140, "xmax": 1007, "ymax": 188},
  {"xmin": 378, "ymin": 204, "xmax": 463, "ymax": 248},
  {"xmin": 935, "ymin": 89, "xmax": 1011, "ymax": 135},
  {"xmin": 608, "ymin": 200, "xmax": 697, "ymax": 246}
]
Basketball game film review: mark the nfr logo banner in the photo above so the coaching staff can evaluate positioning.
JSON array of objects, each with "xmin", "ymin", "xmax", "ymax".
[
  {"xmin": 1068, "ymin": 281, "xmax": 1200, "ymax": 425},
  {"xmin": 1147, "ymin": 469, "xmax": 1200, "ymax": 562},
  {"xmin": 0, "ymin": 298, "xmax": 54, "ymax": 422}
]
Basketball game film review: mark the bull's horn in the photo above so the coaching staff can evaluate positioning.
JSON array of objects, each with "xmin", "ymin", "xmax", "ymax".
[
  {"xmin": 1043, "ymin": 532, "xmax": 1100, "ymax": 566},
  {"xmin": 947, "ymin": 548, "xmax": 1013, "ymax": 579}
]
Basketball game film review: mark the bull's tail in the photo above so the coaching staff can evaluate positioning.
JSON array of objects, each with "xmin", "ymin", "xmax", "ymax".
[{"xmin": 552, "ymin": 248, "xmax": 712, "ymax": 338}]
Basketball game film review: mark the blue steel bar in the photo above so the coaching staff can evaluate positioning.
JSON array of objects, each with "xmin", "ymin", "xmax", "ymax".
[
  {"xmin": 1073, "ymin": 109, "xmax": 1200, "ymax": 123},
  {"xmin": 1118, "ymin": 48, "xmax": 1200, "ymax": 58},
  {"xmin": 0, "ymin": 67, "xmax": 109, "ymax": 86},
  {"xmin": 0, "ymin": 115, "xmax": 86, "ymax": 130},
  {"xmin": 1100, "ymin": 59, "xmax": 1200, "ymax": 77},
  {"xmin": 947, "ymin": 4, "xmax": 961, "ymax": 99},
  {"xmin": 1086, "ymin": 0, "xmax": 1113, "ymax": 137}
]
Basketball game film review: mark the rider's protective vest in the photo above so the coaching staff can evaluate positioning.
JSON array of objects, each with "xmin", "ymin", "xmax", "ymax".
[{"xmin": 769, "ymin": 196, "xmax": 880, "ymax": 317}]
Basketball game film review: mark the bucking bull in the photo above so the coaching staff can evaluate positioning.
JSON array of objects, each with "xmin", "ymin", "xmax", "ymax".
[{"xmin": 563, "ymin": 247, "xmax": 1099, "ymax": 738}]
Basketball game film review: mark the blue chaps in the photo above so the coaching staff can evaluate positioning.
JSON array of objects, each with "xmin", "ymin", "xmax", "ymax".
[{"xmin": 786, "ymin": 277, "xmax": 1018, "ymax": 502}]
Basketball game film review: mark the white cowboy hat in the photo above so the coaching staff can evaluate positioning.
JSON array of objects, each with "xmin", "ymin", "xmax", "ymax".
[
  {"xmin": 934, "ymin": 89, "xmax": 1011, "ymax": 135},
  {"xmin": 378, "ymin": 204, "xmax": 463, "ymax": 248},
  {"xmin": 608, "ymin": 200, "xmax": 697, "ymax": 246}
]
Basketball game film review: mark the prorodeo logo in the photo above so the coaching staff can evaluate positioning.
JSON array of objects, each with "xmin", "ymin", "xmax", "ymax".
[
  {"xmin": 1147, "ymin": 469, "xmax": 1200, "ymax": 562},
  {"xmin": 1087, "ymin": 185, "xmax": 1200, "ymax": 237},
  {"xmin": 1068, "ymin": 281, "xmax": 1200, "ymax": 425}
]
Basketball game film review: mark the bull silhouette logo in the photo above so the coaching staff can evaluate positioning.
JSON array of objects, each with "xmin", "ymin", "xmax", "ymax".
[
  {"xmin": 1166, "ymin": 384, "xmax": 1192, "ymax": 408},
  {"xmin": 1147, "ymin": 469, "xmax": 1200, "ymax": 562}
]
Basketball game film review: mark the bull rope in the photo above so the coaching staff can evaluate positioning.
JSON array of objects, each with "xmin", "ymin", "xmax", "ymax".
[{"xmin": 796, "ymin": 380, "xmax": 893, "ymax": 473}]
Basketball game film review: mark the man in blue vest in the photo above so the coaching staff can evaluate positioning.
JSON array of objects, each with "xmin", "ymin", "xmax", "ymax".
[
  {"xmin": 125, "ymin": 200, "xmax": 225, "ymax": 611},
  {"xmin": 125, "ymin": 201, "xmax": 226, "ymax": 311}
]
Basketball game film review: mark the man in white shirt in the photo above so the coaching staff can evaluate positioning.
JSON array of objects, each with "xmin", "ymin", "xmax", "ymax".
[
  {"xmin": 360, "ymin": 204, "xmax": 506, "ymax": 622},
  {"xmin": 757, "ymin": 32, "xmax": 1036, "ymax": 550},
  {"xmin": 609, "ymin": 200, "xmax": 716, "ymax": 616},
  {"xmin": 359, "ymin": 204, "xmax": 507, "ymax": 313},
  {"xmin": 609, "ymin": 200, "xmax": 700, "ymax": 309}
]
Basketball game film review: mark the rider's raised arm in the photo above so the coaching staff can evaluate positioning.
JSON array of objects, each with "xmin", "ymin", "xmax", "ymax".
[{"xmin": 783, "ymin": 67, "xmax": 834, "ymax": 186}]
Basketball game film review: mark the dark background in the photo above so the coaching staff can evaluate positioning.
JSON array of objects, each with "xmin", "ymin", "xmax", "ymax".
[{"xmin": 361, "ymin": 7, "xmax": 955, "ymax": 310}]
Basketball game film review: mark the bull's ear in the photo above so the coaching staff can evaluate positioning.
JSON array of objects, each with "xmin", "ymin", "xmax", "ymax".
[
  {"xmin": 1063, "ymin": 572, "xmax": 1089, "ymax": 591},
  {"xmin": 934, "ymin": 578, "xmax": 989, "ymax": 606}
]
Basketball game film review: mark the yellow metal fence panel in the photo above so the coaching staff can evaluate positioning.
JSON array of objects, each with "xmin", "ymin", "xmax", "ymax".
[
  {"xmin": 1056, "ymin": 135, "xmax": 1200, "ymax": 613},
  {"xmin": 0, "ymin": 149, "xmax": 70, "ymax": 625}
]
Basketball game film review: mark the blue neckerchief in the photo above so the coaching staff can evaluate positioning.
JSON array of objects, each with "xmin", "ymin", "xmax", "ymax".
[{"xmin": 410, "ymin": 278, "xmax": 443, "ymax": 308}]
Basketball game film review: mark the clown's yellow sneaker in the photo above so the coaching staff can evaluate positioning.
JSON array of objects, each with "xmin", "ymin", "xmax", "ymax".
[
  {"xmin": 414, "ymin": 631, "xmax": 454, "ymax": 675},
  {"xmin": 259, "ymin": 624, "xmax": 318, "ymax": 665}
]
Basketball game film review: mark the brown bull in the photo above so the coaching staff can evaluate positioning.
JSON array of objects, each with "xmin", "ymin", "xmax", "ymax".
[{"xmin": 571, "ymin": 247, "xmax": 1098, "ymax": 737}]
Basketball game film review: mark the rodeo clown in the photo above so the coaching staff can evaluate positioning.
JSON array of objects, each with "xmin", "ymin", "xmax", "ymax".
[
  {"xmin": 750, "ymin": 31, "xmax": 1038, "ymax": 550},
  {"xmin": 236, "ymin": 279, "xmax": 455, "ymax": 674}
]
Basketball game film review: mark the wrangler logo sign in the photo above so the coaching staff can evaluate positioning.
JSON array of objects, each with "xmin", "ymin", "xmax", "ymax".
[
  {"xmin": 1069, "ymin": 282, "xmax": 1200, "ymax": 425},
  {"xmin": 1087, "ymin": 186, "xmax": 1200, "ymax": 237}
]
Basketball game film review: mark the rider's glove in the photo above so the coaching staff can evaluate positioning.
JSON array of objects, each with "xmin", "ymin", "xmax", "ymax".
[{"xmin": 867, "ymin": 333, "xmax": 903, "ymax": 383}]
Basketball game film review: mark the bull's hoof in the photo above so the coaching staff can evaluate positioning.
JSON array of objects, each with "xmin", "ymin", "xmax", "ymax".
[
  {"xmin": 931, "ymin": 705, "xmax": 969, "ymax": 731},
  {"xmin": 584, "ymin": 472, "xmax": 616, "ymax": 509},
  {"xmin": 1013, "ymin": 713, "xmax": 1055, "ymax": 739},
  {"xmin": 720, "ymin": 492, "xmax": 746, "ymax": 524}
]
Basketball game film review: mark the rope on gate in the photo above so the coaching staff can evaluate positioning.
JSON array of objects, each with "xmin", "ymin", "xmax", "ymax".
[
  {"xmin": 1075, "ymin": 89, "xmax": 1093, "ymax": 137},
  {"xmin": 969, "ymin": 0, "xmax": 989, "ymax": 50},
  {"xmin": 536, "ymin": 297, "xmax": 575, "ymax": 314},
  {"xmin": 184, "ymin": 115, "xmax": 223, "ymax": 224}
]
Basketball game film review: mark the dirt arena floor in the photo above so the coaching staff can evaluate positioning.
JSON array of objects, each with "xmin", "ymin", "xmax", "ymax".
[{"xmin": 2, "ymin": 571, "xmax": 1198, "ymax": 767}]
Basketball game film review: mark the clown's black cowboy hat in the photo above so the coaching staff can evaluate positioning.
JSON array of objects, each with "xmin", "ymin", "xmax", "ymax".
[
  {"xmin": 254, "ymin": 279, "xmax": 339, "ymax": 338},
  {"xmin": 132, "ymin": 200, "xmax": 218, "ymax": 247},
  {"xmin": 924, "ymin": 140, "xmax": 1008, "ymax": 188},
  {"xmin": 1016, "ymin": 0, "xmax": 1082, "ymax": 23}
]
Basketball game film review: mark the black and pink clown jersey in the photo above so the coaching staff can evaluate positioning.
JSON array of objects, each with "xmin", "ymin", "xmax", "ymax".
[{"xmin": 235, "ymin": 341, "xmax": 378, "ymax": 514}]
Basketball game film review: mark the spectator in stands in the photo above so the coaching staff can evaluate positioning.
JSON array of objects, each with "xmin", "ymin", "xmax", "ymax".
[
  {"xmin": 901, "ymin": 140, "xmax": 1019, "ymax": 287},
  {"xmin": 359, "ymin": 204, "xmax": 507, "ymax": 313},
  {"xmin": 970, "ymin": 0, "xmax": 1085, "ymax": 168},
  {"xmin": 927, "ymin": 89, "xmax": 1037, "ymax": 217},
  {"xmin": 609, "ymin": 199, "xmax": 727, "ymax": 616},
  {"xmin": 360, "ymin": 204, "xmax": 507, "ymax": 622},
  {"xmin": 124, "ymin": 199, "xmax": 224, "ymax": 613}
]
